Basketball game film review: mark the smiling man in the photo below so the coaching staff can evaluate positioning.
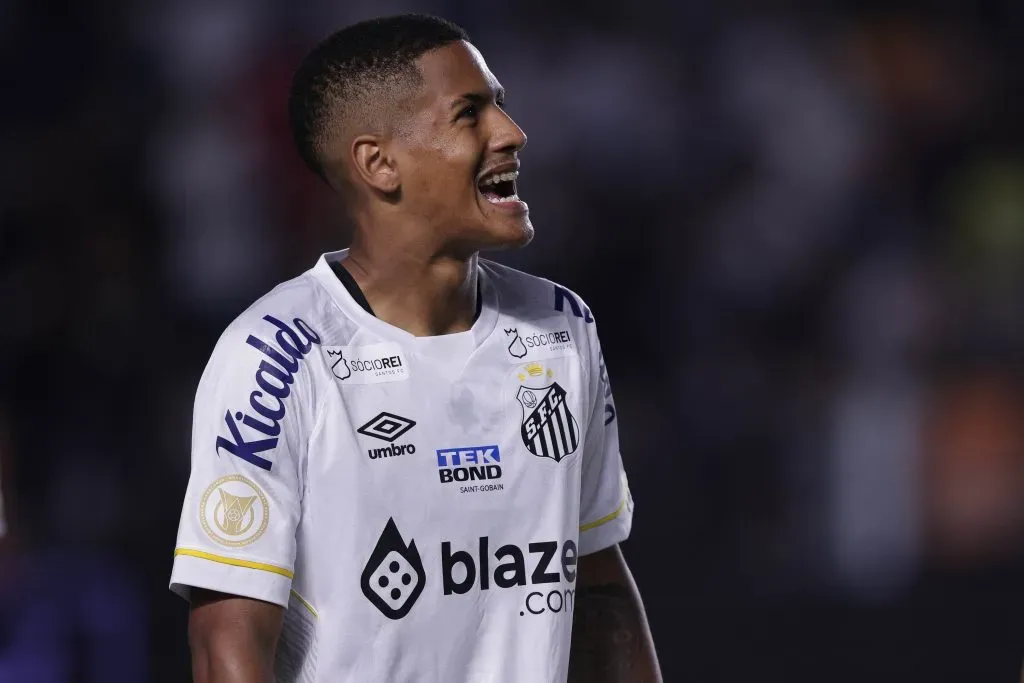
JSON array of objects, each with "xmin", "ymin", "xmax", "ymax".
[{"xmin": 169, "ymin": 14, "xmax": 661, "ymax": 683}]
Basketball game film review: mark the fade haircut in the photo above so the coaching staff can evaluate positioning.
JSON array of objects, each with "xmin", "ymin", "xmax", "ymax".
[{"xmin": 288, "ymin": 14, "xmax": 469, "ymax": 184}]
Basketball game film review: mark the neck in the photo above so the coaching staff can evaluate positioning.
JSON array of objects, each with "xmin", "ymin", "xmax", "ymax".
[{"xmin": 343, "ymin": 232, "xmax": 480, "ymax": 337}]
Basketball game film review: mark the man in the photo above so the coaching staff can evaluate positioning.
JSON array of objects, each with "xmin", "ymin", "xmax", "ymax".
[{"xmin": 170, "ymin": 14, "xmax": 661, "ymax": 683}]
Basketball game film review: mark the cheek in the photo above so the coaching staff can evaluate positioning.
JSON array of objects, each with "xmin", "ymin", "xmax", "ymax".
[{"xmin": 407, "ymin": 144, "xmax": 478, "ymax": 205}]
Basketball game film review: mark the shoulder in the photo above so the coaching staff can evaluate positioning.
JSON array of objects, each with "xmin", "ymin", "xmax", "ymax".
[
  {"xmin": 481, "ymin": 259, "xmax": 602, "ymax": 374},
  {"xmin": 201, "ymin": 272, "xmax": 331, "ymax": 381},
  {"xmin": 194, "ymin": 273, "xmax": 327, "ymax": 473},
  {"xmin": 221, "ymin": 272, "xmax": 330, "ymax": 345},
  {"xmin": 481, "ymin": 259, "xmax": 595, "ymax": 327}
]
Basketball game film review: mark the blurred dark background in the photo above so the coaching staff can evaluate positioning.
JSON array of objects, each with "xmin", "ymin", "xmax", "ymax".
[{"xmin": 2, "ymin": 0, "xmax": 1023, "ymax": 681}]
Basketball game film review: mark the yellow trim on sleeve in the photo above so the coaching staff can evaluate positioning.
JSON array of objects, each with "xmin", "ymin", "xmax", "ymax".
[
  {"xmin": 579, "ymin": 494, "xmax": 628, "ymax": 532},
  {"xmin": 290, "ymin": 589, "xmax": 319, "ymax": 619},
  {"xmin": 174, "ymin": 548, "xmax": 294, "ymax": 579}
]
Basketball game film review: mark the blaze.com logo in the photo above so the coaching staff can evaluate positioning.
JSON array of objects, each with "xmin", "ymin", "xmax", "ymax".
[{"xmin": 361, "ymin": 518, "xmax": 578, "ymax": 620}]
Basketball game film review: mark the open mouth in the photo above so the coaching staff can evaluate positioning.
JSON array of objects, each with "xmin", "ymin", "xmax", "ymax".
[{"xmin": 477, "ymin": 170, "xmax": 520, "ymax": 204}]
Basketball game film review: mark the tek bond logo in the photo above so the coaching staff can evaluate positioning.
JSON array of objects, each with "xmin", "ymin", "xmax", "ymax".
[{"xmin": 436, "ymin": 445, "xmax": 501, "ymax": 484}]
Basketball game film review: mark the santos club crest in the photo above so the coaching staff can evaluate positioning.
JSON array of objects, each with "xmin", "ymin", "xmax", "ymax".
[{"xmin": 516, "ymin": 382, "xmax": 580, "ymax": 462}]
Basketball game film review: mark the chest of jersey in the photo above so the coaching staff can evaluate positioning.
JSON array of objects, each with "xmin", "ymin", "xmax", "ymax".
[
  {"xmin": 294, "ymin": 325, "xmax": 588, "ymax": 665},
  {"xmin": 309, "ymin": 331, "xmax": 587, "ymax": 523}
]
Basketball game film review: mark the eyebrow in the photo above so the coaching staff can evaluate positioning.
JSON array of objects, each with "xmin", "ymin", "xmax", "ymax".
[{"xmin": 450, "ymin": 86, "xmax": 505, "ymax": 110}]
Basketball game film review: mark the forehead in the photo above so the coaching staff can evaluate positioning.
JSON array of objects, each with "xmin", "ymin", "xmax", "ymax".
[{"xmin": 414, "ymin": 40, "xmax": 500, "ymax": 100}]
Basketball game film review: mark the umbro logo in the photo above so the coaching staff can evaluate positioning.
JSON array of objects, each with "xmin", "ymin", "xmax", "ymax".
[
  {"xmin": 358, "ymin": 412, "xmax": 416, "ymax": 442},
  {"xmin": 357, "ymin": 412, "xmax": 417, "ymax": 460}
]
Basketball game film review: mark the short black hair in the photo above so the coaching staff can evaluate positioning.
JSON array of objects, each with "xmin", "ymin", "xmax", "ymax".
[{"xmin": 288, "ymin": 14, "xmax": 469, "ymax": 183}]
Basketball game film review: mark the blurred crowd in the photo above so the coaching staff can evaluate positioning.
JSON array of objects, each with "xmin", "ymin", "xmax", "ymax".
[{"xmin": 2, "ymin": 0, "xmax": 1023, "ymax": 680}]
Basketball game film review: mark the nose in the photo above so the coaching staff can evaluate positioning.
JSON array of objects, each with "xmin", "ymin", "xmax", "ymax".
[{"xmin": 490, "ymin": 109, "xmax": 527, "ymax": 154}]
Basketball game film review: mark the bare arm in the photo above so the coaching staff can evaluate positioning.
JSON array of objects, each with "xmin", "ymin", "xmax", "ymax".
[
  {"xmin": 188, "ymin": 588, "xmax": 284, "ymax": 683},
  {"xmin": 568, "ymin": 544, "xmax": 662, "ymax": 683}
]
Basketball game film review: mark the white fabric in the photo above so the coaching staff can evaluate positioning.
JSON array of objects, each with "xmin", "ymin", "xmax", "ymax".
[{"xmin": 170, "ymin": 250, "xmax": 632, "ymax": 683}]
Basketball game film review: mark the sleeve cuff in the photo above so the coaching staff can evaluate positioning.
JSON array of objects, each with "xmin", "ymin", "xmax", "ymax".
[
  {"xmin": 169, "ymin": 548, "xmax": 293, "ymax": 608},
  {"xmin": 578, "ymin": 492, "xmax": 634, "ymax": 556}
]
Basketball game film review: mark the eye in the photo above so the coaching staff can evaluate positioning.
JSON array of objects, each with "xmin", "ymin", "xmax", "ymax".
[{"xmin": 457, "ymin": 104, "xmax": 478, "ymax": 121}]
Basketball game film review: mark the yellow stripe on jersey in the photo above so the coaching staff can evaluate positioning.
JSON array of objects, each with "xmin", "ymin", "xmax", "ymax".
[
  {"xmin": 290, "ymin": 589, "xmax": 319, "ymax": 619},
  {"xmin": 174, "ymin": 548, "xmax": 294, "ymax": 579},
  {"xmin": 579, "ymin": 493, "xmax": 628, "ymax": 532}
]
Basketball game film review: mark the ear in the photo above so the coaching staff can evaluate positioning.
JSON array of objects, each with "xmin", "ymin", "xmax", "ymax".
[{"xmin": 351, "ymin": 135, "xmax": 400, "ymax": 194}]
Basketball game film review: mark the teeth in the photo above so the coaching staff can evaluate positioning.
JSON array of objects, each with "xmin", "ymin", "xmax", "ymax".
[
  {"xmin": 485, "ymin": 193, "xmax": 520, "ymax": 204},
  {"xmin": 480, "ymin": 170, "xmax": 518, "ymax": 186}
]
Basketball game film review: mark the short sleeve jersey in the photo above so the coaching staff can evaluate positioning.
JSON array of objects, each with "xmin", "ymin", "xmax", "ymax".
[{"xmin": 169, "ymin": 250, "xmax": 634, "ymax": 683}]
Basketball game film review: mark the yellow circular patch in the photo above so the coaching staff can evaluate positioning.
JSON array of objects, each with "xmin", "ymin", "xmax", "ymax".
[{"xmin": 199, "ymin": 474, "xmax": 269, "ymax": 547}]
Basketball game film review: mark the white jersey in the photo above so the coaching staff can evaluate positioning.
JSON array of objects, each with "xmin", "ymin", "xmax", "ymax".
[{"xmin": 169, "ymin": 250, "xmax": 633, "ymax": 683}]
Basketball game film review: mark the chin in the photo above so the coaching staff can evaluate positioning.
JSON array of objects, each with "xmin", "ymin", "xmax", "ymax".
[{"xmin": 481, "ymin": 216, "xmax": 534, "ymax": 251}]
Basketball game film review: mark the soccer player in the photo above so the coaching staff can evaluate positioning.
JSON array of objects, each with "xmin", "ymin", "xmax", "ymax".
[{"xmin": 170, "ymin": 14, "xmax": 661, "ymax": 683}]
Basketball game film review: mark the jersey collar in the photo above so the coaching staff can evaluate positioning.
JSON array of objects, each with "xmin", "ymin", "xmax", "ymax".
[{"xmin": 311, "ymin": 249, "xmax": 499, "ymax": 349}]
